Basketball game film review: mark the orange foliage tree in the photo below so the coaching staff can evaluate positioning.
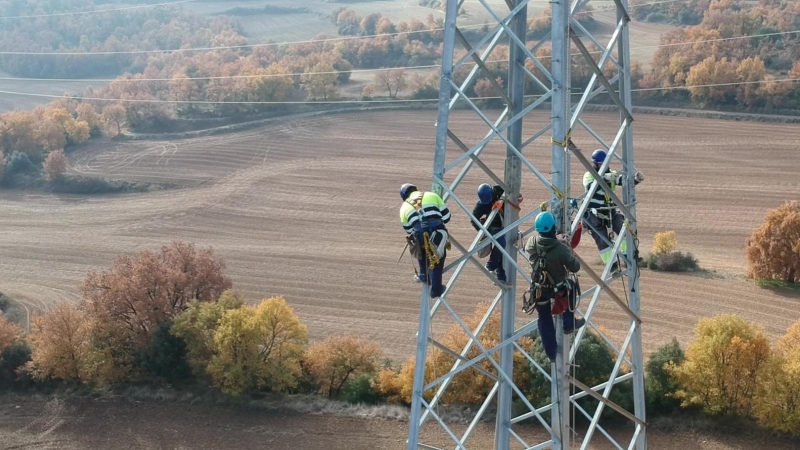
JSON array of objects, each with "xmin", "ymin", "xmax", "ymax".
[
  {"xmin": 376, "ymin": 302, "xmax": 535, "ymax": 405},
  {"xmin": 43, "ymin": 149, "xmax": 68, "ymax": 182},
  {"xmin": 746, "ymin": 201, "xmax": 800, "ymax": 284},
  {"xmin": 0, "ymin": 313, "xmax": 21, "ymax": 355},
  {"xmin": 25, "ymin": 302, "xmax": 92, "ymax": 382},
  {"xmin": 80, "ymin": 241, "xmax": 232, "ymax": 349},
  {"xmin": 304, "ymin": 334, "xmax": 383, "ymax": 397}
]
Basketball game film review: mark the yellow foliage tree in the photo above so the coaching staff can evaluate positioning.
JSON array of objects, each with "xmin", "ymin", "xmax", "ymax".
[
  {"xmin": 302, "ymin": 62, "xmax": 339, "ymax": 101},
  {"xmin": 304, "ymin": 334, "xmax": 383, "ymax": 397},
  {"xmin": 376, "ymin": 302, "xmax": 535, "ymax": 405},
  {"xmin": 26, "ymin": 302, "xmax": 92, "ymax": 382},
  {"xmin": 686, "ymin": 56, "xmax": 737, "ymax": 104},
  {"xmin": 207, "ymin": 296, "xmax": 308, "ymax": 396},
  {"xmin": 668, "ymin": 314, "xmax": 771, "ymax": 416},
  {"xmin": 754, "ymin": 320, "xmax": 800, "ymax": 434},
  {"xmin": 170, "ymin": 290, "xmax": 245, "ymax": 377},
  {"xmin": 746, "ymin": 201, "xmax": 800, "ymax": 284},
  {"xmin": 651, "ymin": 231, "xmax": 678, "ymax": 255},
  {"xmin": 735, "ymin": 57, "xmax": 766, "ymax": 108}
]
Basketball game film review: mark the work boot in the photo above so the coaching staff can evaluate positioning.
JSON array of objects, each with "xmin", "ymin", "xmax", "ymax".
[
  {"xmin": 564, "ymin": 318, "xmax": 586, "ymax": 335},
  {"xmin": 495, "ymin": 269, "xmax": 507, "ymax": 283},
  {"xmin": 430, "ymin": 286, "xmax": 444, "ymax": 299},
  {"xmin": 485, "ymin": 261, "xmax": 498, "ymax": 272}
]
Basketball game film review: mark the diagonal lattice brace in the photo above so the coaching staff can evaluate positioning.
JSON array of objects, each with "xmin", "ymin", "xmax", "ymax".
[
  {"xmin": 569, "ymin": 31, "xmax": 633, "ymax": 122},
  {"xmin": 455, "ymin": 28, "xmax": 513, "ymax": 106},
  {"xmin": 567, "ymin": 375, "xmax": 645, "ymax": 425},
  {"xmin": 573, "ymin": 252, "xmax": 641, "ymax": 323},
  {"xmin": 428, "ymin": 338, "xmax": 500, "ymax": 381},
  {"xmin": 571, "ymin": 20, "xmax": 625, "ymax": 121}
]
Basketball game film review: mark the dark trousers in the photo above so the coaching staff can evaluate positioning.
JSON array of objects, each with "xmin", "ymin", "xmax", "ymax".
[
  {"xmin": 415, "ymin": 227, "xmax": 447, "ymax": 298},
  {"xmin": 485, "ymin": 231, "xmax": 506, "ymax": 273},
  {"xmin": 536, "ymin": 300, "xmax": 577, "ymax": 362}
]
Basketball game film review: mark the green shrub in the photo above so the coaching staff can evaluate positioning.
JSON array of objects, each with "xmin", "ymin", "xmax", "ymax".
[
  {"xmin": 647, "ymin": 251, "xmax": 699, "ymax": 272},
  {"xmin": 645, "ymin": 338, "xmax": 685, "ymax": 415},
  {"xmin": 136, "ymin": 321, "xmax": 191, "ymax": 385},
  {"xmin": 0, "ymin": 340, "xmax": 32, "ymax": 388},
  {"xmin": 51, "ymin": 176, "xmax": 150, "ymax": 195},
  {"xmin": 343, "ymin": 374, "xmax": 383, "ymax": 405},
  {"xmin": 4, "ymin": 151, "xmax": 38, "ymax": 175}
]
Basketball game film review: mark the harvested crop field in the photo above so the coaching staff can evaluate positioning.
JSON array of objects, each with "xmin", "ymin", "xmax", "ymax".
[{"xmin": 0, "ymin": 110, "xmax": 798, "ymax": 362}]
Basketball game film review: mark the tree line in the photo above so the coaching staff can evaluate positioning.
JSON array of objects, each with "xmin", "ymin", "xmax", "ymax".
[
  {"xmin": 638, "ymin": 0, "xmax": 800, "ymax": 110},
  {"xmin": 0, "ymin": 202, "xmax": 798, "ymax": 434}
]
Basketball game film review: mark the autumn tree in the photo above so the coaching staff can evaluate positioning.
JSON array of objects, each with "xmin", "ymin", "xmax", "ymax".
[
  {"xmin": 754, "ymin": 320, "xmax": 800, "ymax": 434},
  {"xmin": 75, "ymin": 103, "xmax": 102, "ymax": 136},
  {"xmin": 302, "ymin": 62, "xmax": 339, "ymax": 101},
  {"xmin": 668, "ymin": 314, "xmax": 771, "ymax": 416},
  {"xmin": 304, "ymin": 335, "xmax": 383, "ymax": 397},
  {"xmin": 746, "ymin": 201, "xmax": 800, "ymax": 284},
  {"xmin": 207, "ymin": 296, "xmax": 308, "ymax": 396},
  {"xmin": 735, "ymin": 56, "xmax": 766, "ymax": 107},
  {"xmin": 686, "ymin": 56, "xmax": 738, "ymax": 105},
  {"xmin": 245, "ymin": 63, "xmax": 295, "ymax": 107},
  {"xmin": 376, "ymin": 302, "xmax": 535, "ymax": 405},
  {"xmin": 170, "ymin": 290, "xmax": 245, "ymax": 377},
  {"xmin": 80, "ymin": 241, "xmax": 232, "ymax": 350},
  {"xmin": 0, "ymin": 314, "xmax": 21, "ymax": 356},
  {"xmin": 102, "ymin": 104, "xmax": 128, "ymax": 137},
  {"xmin": 25, "ymin": 302, "xmax": 91, "ymax": 382},
  {"xmin": 374, "ymin": 69, "xmax": 406, "ymax": 99},
  {"xmin": 0, "ymin": 111, "xmax": 40, "ymax": 158},
  {"xmin": 43, "ymin": 149, "xmax": 68, "ymax": 182}
]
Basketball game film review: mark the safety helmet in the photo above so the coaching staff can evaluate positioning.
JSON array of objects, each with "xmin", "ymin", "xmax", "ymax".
[
  {"xmin": 477, "ymin": 183, "xmax": 493, "ymax": 205},
  {"xmin": 400, "ymin": 183, "xmax": 418, "ymax": 200},
  {"xmin": 591, "ymin": 149, "xmax": 607, "ymax": 165},
  {"xmin": 534, "ymin": 211, "xmax": 556, "ymax": 233}
]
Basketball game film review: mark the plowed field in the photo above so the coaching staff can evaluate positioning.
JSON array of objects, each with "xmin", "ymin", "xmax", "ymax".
[{"xmin": 0, "ymin": 110, "xmax": 798, "ymax": 362}]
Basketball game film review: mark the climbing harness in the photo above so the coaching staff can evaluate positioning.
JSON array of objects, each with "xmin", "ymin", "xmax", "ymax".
[
  {"xmin": 406, "ymin": 192, "xmax": 450, "ymax": 270},
  {"xmin": 522, "ymin": 244, "xmax": 568, "ymax": 315}
]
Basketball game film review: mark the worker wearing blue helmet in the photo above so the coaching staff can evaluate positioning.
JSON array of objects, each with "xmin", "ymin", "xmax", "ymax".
[
  {"xmin": 523, "ymin": 211, "xmax": 585, "ymax": 362},
  {"xmin": 583, "ymin": 149, "xmax": 644, "ymax": 271},
  {"xmin": 471, "ymin": 183, "xmax": 508, "ymax": 282}
]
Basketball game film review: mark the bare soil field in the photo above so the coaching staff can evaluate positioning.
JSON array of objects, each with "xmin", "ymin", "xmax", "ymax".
[
  {"xmin": 0, "ymin": 69, "xmax": 106, "ymax": 114},
  {"xmin": 1, "ymin": 395, "xmax": 797, "ymax": 450},
  {"xmin": 0, "ymin": 110, "xmax": 798, "ymax": 362}
]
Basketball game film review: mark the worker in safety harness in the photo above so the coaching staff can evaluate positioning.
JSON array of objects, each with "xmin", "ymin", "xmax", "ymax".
[
  {"xmin": 523, "ymin": 211, "xmax": 585, "ymax": 362},
  {"xmin": 471, "ymin": 183, "xmax": 509, "ymax": 282},
  {"xmin": 399, "ymin": 183, "xmax": 451, "ymax": 299},
  {"xmin": 583, "ymin": 149, "xmax": 644, "ymax": 271}
]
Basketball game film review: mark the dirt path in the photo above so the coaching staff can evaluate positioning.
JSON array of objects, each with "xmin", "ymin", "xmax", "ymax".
[
  {"xmin": 0, "ymin": 110, "xmax": 798, "ymax": 362},
  {"xmin": 0, "ymin": 396, "xmax": 796, "ymax": 450}
]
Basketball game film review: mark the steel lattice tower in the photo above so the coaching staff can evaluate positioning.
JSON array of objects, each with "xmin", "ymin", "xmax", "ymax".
[{"xmin": 406, "ymin": 0, "xmax": 646, "ymax": 448}]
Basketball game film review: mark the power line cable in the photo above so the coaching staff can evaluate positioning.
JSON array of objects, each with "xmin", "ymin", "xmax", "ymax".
[
  {"xmin": 0, "ymin": 0, "xmax": 195, "ymax": 20},
  {"xmin": 0, "ymin": 0, "xmax": 687, "ymax": 56},
  {"xmin": 0, "ymin": 77, "xmax": 796, "ymax": 105},
  {"xmin": 2, "ymin": 28, "xmax": 796, "ymax": 84}
]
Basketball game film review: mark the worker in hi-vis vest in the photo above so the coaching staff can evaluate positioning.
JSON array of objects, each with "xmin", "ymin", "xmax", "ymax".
[
  {"xmin": 582, "ymin": 149, "xmax": 644, "ymax": 271},
  {"xmin": 399, "ymin": 183, "xmax": 451, "ymax": 299}
]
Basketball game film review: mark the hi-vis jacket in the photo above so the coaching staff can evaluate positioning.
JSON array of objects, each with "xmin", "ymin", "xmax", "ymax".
[
  {"xmin": 583, "ymin": 170, "xmax": 623, "ymax": 211},
  {"xmin": 400, "ymin": 191, "xmax": 451, "ymax": 234}
]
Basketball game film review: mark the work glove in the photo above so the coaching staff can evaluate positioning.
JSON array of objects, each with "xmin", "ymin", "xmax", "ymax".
[{"xmin": 634, "ymin": 171, "xmax": 645, "ymax": 183}]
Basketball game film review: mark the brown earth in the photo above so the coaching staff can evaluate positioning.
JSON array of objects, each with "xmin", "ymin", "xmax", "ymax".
[
  {"xmin": 1, "ymin": 110, "xmax": 799, "ymax": 361},
  {"xmin": 1, "ymin": 395, "xmax": 797, "ymax": 450}
]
